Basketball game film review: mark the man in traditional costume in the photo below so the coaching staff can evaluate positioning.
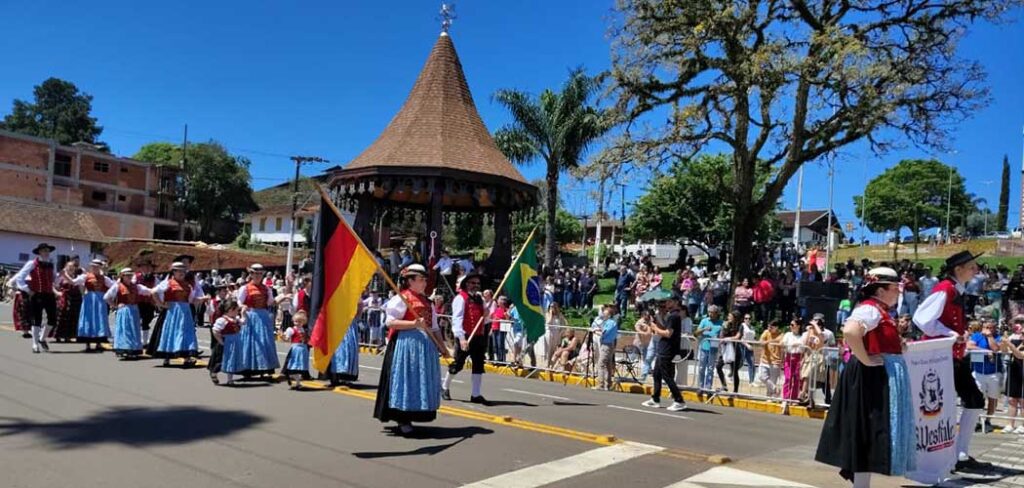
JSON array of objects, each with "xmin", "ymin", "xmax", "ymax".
[
  {"xmin": 13, "ymin": 243, "xmax": 60, "ymax": 353},
  {"xmin": 441, "ymin": 273, "xmax": 489, "ymax": 404}
]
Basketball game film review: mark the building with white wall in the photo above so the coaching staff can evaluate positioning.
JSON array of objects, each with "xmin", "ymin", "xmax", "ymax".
[{"xmin": 0, "ymin": 200, "xmax": 105, "ymax": 266}]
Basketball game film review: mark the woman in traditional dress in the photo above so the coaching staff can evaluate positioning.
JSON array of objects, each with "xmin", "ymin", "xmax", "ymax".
[
  {"xmin": 211, "ymin": 299, "xmax": 245, "ymax": 386},
  {"xmin": 282, "ymin": 310, "xmax": 311, "ymax": 389},
  {"xmin": 815, "ymin": 268, "xmax": 915, "ymax": 487},
  {"xmin": 329, "ymin": 301, "xmax": 363, "ymax": 386},
  {"xmin": 105, "ymin": 268, "xmax": 151, "ymax": 359},
  {"xmin": 74, "ymin": 259, "xmax": 114, "ymax": 352},
  {"xmin": 8, "ymin": 276, "xmax": 30, "ymax": 338},
  {"xmin": 151, "ymin": 262, "xmax": 204, "ymax": 367},
  {"xmin": 374, "ymin": 264, "xmax": 443, "ymax": 435},
  {"xmin": 237, "ymin": 264, "xmax": 279, "ymax": 379},
  {"xmin": 54, "ymin": 258, "xmax": 82, "ymax": 343}
]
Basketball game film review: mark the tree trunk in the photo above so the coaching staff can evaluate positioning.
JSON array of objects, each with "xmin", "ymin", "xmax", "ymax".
[
  {"xmin": 730, "ymin": 210, "xmax": 757, "ymax": 307},
  {"xmin": 913, "ymin": 208, "xmax": 919, "ymax": 261},
  {"xmin": 544, "ymin": 164, "xmax": 559, "ymax": 270}
]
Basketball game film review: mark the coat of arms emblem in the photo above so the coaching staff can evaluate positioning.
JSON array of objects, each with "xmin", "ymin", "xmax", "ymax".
[{"xmin": 919, "ymin": 369, "xmax": 943, "ymax": 416}]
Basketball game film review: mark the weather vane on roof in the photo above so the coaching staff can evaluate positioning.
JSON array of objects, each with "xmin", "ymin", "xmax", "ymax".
[{"xmin": 439, "ymin": 2, "xmax": 456, "ymax": 34}]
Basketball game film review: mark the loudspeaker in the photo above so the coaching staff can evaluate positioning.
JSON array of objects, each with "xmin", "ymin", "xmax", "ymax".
[
  {"xmin": 796, "ymin": 281, "xmax": 849, "ymax": 300},
  {"xmin": 802, "ymin": 297, "xmax": 841, "ymax": 332}
]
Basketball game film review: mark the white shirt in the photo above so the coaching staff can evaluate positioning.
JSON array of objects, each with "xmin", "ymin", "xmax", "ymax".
[
  {"xmin": 451, "ymin": 293, "xmax": 467, "ymax": 339},
  {"xmin": 913, "ymin": 283, "xmax": 964, "ymax": 337},
  {"xmin": 783, "ymin": 332, "xmax": 805, "ymax": 354},
  {"xmin": 103, "ymin": 282, "xmax": 153, "ymax": 304},
  {"xmin": 13, "ymin": 258, "xmax": 60, "ymax": 293},
  {"xmin": 71, "ymin": 273, "xmax": 116, "ymax": 292},
  {"xmin": 458, "ymin": 258, "xmax": 474, "ymax": 274},
  {"xmin": 152, "ymin": 278, "xmax": 206, "ymax": 303},
  {"xmin": 384, "ymin": 294, "xmax": 439, "ymax": 332},
  {"xmin": 213, "ymin": 315, "xmax": 242, "ymax": 334},
  {"xmin": 433, "ymin": 256, "xmax": 454, "ymax": 275}
]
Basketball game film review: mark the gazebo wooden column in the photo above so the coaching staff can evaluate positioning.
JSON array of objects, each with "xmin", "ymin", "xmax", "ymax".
[
  {"xmin": 486, "ymin": 208, "xmax": 512, "ymax": 275},
  {"xmin": 427, "ymin": 181, "xmax": 444, "ymax": 259},
  {"xmin": 352, "ymin": 194, "xmax": 376, "ymax": 245}
]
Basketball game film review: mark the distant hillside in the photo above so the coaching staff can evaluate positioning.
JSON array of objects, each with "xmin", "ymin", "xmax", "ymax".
[{"xmin": 252, "ymin": 167, "xmax": 339, "ymax": 210}]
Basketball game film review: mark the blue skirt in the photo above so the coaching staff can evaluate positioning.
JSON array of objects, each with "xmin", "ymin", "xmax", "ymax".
[
  {"xmin": 330, "ymin": 323, "xmax": 360, "ymax": 381},
  {"xmin": 112, "ymin": 305, "xmax": 143, "ymax": 355},
  {"xmin": 282, "ymin": 343, "xmax": 310, "ymax": 375},
  {"xmin": 220, "ymin": 333, "xmax": 244, "ymax": 374},
  {"xmin": 154, "ymin": 302, "xmax": 199, "ymax": 358},
  {"xmin": 77, "ymin": 292, "xmax": 110, "ymax": 342},
  {"xmin": 238, "ymin": 308, "xmax": 279, "ymax": 375},
  {"xmin": 387, "ymin": 329, "xmax": 441, "ymax": 413}
]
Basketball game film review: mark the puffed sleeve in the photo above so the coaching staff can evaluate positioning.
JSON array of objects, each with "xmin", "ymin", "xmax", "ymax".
[
  {"xmin": 913, "ymin": 291, "xmax": 954, "ymax": 337},
  {"xmin": 385, "ymin": 295, "xmax": 407, "ymax": 326},
  {"xmin": 848, "ymin": 304, "xmax": 883, "ymax": 332},
  {"xmin": 71, "ymin": 274, "xmax": 87, "ymax": 287},
  {"xmin": 103, "ymin": 285, "xmax": 118, "ymax": 303},
  {"xmin": 152, "ymin": 279, "xmax": 170, "ymax": 302},
  {"xmin": 137, "ymin": 284, "xmax": 153, "ymax": 297}
]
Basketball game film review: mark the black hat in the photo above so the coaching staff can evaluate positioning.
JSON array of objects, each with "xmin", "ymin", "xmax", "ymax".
[
  {"xmin": 32, "ymin": 243, "xmax": 56, "ymax": 255},
  {"xmin": 459, "ymin": 273, "xmax": 485, "ymax": 289},
  {"xmin": 173, "ymin": 254, "xmax": 195, "ymax": 263},
  {"xmin": 944, "ymin": 251, "xmax": 983, "ymax": 272}
]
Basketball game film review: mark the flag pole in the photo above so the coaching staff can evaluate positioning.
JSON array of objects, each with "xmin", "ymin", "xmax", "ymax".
[
  {"xmin": 314, "ymin": 184, "xmax": 450, "ymax": 358},
  {"xmin": 461, "ymin": 225, "xmax": 540, "ymax": 340}
]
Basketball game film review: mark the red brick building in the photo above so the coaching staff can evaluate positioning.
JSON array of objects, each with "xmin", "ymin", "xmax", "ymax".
[{"xmin": 0, "ymin": 129, "xmax": 183, "ymax": 240}]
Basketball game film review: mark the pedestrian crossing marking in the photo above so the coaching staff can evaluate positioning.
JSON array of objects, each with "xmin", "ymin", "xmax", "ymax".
[
  {"xmin": 460, "ymin": 441, "xmax": 664, "ymax": 488},
  {"xmin": 677, "ymin": 466, "xmax": 815, "ymax": 487}
]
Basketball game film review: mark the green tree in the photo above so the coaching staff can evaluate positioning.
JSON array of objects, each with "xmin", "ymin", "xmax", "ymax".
[
  {"xmin": 134, "ymin": 141, "xmax": 258, "ymax": 241},
  {"xmin": 609, "ymin": 0, "xmax": 1016, "ymax": 285},
  {"xmin": 998, "ymin": 155, "xmax": 1010, "ymax": 232},
  {"xmin": 493, "ymin": 68, "xmax": 614, "ymax": 268},
  {"xmin": 854, "ymin": 160, "xmax": 973, "ymax": 259},
  {"xmin": 630, "ymin": 154, "xmax": 778, "ymax": 251},
  {"xmin": 512, "ymin": 179, "xmax": 584, "ymax": 255},
  {"xmin": 1, "ymin": 78, "xmax": 106, "ymax": 149}
]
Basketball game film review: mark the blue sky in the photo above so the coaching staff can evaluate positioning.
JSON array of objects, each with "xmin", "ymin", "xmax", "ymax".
[{"xmin": 2, "ymin": 1, "xmax": 1022, "ymax": 242}]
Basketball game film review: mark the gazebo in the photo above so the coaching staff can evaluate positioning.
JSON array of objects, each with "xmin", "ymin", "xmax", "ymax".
[{"xmin": 328, "ymin": 30, "xmax": 538, "ymax": 274}]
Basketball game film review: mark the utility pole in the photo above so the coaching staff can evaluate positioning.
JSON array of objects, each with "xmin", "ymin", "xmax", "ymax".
[
  {"xmin": 593, "ymin": 171, "xmax": 605, "ymax": 268},
  {"xmin": 860, "ymin": 160, "xmax": 868, "ymax": 259},
  {"xmin": 824, "ymin": 158, "xmax": 835, "ymax": 279},
  {"xmin": 178, "ymin": 124, "xmax": 188, "ymax": 241},
  {"xmin": 287, "ymin": 155, "xmax": 329, "ymax": 276},
  {"xmin": 946, "ymin": 166, "xmax": 954, "ymax": 244}
]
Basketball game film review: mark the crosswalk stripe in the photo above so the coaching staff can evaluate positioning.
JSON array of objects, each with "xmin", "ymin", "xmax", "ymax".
[
  {"xmin": 676, "ymin": 466, "xmax": 814, "ymax": 487},
  {"xmin": 461, "ymin": 441, "xmax": 664, "ymax": 488}
]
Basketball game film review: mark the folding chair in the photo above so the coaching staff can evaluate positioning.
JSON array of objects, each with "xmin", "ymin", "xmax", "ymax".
[{"xmin": 617, "ymin": 345, "xmax": 643, "ymax": 384}]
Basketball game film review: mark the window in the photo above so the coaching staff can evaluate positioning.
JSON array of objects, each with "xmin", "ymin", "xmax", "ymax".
[
  {"xmin": 259, "ymin": 217, "xmax": 267, "ymax": 232},
  {"xmin": 54, "ymin": 154, "xmax": 72, "ymax": 177},
  {"xmin": 94, "ymin": 161, "xmax": 110, "ymax": 173},
  {"xmin": 275, "ymin": 217, "xmax": 283, "ymax": 231},
  {"xmin": 120, "ymin": 166, "xmax": 129, "ymax": 173},
  {"xmin": 117, "ymin": 195, "xmax": 127, "ymax": 202},
  {"xmin": 92, "ymin": 191, "xmax": 107, "ymax": 202}
]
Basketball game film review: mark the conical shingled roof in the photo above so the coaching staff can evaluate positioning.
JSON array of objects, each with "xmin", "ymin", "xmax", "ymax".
[{"xmin": 343, "ymin": 33, "xmax": 528, "ymax": 186}]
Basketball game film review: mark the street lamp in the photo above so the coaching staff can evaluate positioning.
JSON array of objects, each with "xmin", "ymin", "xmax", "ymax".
[{"xmin": 287, "ymin": 155, "xmax": 330, "ymax": 276}]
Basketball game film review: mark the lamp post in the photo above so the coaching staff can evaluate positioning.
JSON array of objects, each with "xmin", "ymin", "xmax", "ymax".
[
  {"xmin": 945, "ymin": 166, "xmax": 953, "ymax": 244},
  {"xmin": 287, "ymin": 155, "xmax": 329, "ymax": 276}
]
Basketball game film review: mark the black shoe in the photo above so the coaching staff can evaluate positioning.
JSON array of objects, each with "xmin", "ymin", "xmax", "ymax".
[
  {"xmin": 470, "ymin": 396, "xmax": 489, "ymax": 405},
  {"xmin": 210, "ymin": 372, "xmax": 220, "ymax": 385},
  {"xmin": 21, "ymin": 332, "xmax": 31, "ymax": 339},
  {"xmin": 441, "ymin": 389, "xmax": 451, "ymax": 401},
  {"xmin": 39, "ymin": 341, "xmax": 49, "ymax": 352},
  {"xmin": 955, "ymin": 456, "xmax": 994, "ymax": 472}
]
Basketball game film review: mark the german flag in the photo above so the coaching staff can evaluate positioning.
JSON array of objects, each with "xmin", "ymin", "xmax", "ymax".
[{"xmin": 308, "ymin": 187, "xmax": 379, "ymax": 372}]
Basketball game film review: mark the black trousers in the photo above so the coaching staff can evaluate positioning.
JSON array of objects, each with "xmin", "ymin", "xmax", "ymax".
[
  {"xmin": 449, "ymin": 334, "xmax": 487, "ymax": 375},
  {"xmin": 954, "ymin": 357, "xmax": 986, "ymax": 409},
  {"xmin": 652, "ymin": 354, "xmax": 683, "ymax": 403},
  {"xmin": 28, "ymin": 292, "xmax": 57, "ymax": 328},
  {"xmin": 138, "ymin": 303, "xmax": 156, "ymax": 331}
]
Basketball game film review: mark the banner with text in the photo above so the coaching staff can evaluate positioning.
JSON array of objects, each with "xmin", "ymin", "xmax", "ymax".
[{"xmin": 905, "ymin": 337, "xmax": 958, "ymax": 485}]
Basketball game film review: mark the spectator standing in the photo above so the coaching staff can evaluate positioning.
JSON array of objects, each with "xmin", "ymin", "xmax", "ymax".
[
  {"xmin": 899, "ymin": 271, "xmax": 921, "ymax": 316},
  {"xmin": 544, "ymin": 301, "xmax": 567, "ymax": 366},
  {"xmin": 696, "ymin": 306, "xmax": 724, "ymax": 391},
  {"xmin": 753, "ymin": 273, "xmax": 776, "ymax": 322},
  {"xmin": 782, "ymin": 318, "xmax": 806, "ymax": 401},
  {"xmin": 675, "ymin": 306, "xmax": 695, "ymax": 386},
  {"xmin": 1003, "ymin": 321, "xmax": 1024, "ymax": 434},
  {"xmin": 634, "ymin": 309, "xmax": 658, "ymax": 383},
  {"xmin": 615, "ymin": 266, "xmax": 634, "ymax": 316},
  {"xmin": 919, "ymin": 267, "xmax": 938, "ymax": 298},
  {"xmin": 732, "ymin": 278, "xmax": 754, "ymax": 317},
  {"xmin": 578, "ymin": 269, "xmax": 596, "ymax": 311},
  {"xmin": 740, "ymin": 313, "xmax": 757, "ymax": 384},
  {"xmin": 969, "ymin": 318, "xmax": 1002, "ymax": 433},
  {"xmin": 642, "ymin": 297, "xmax": 687, "ymax": 411},
  {"xmin": 594, "ymin": 304, "xmax": 619, "ymax": 391},
  {"xmin": 756, "ymin": 320, "xmax": 785, "ymax": 397},
  {"xmin": 489, "ymin": 296, "xmax": 510, "ymax": 363},
  {"xmin": 716, "ymin": 311, "xmax": 743, "ymax": 392}
]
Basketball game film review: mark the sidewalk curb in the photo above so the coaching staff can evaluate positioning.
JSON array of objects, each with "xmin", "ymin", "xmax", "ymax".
[{"xmin": 354, "ymin": 345, "xmax": 827, "ymax": 420}]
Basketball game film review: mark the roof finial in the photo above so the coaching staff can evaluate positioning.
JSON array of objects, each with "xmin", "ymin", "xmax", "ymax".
[{"xmin": 438, "ymin": 2, "xmax": 456, "ymax": 35}]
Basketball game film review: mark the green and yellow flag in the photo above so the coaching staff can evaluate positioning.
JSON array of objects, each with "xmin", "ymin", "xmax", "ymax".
[{"xmin": 503, "ymin": 230, "xmax": 546, "ymax": 343}]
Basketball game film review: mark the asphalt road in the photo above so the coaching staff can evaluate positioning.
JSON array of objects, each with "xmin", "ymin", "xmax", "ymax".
[{"xmin": 0, "ymin": 301, "xmax": 994, "ymax": 488}]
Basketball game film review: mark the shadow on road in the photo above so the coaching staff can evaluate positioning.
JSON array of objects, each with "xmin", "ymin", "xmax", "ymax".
[
  {"xmin": 551, "ymin": 401, "xmax": 598, "ymax": 407},
  {"xmin": 462, "ymin": 400, "xmax": 537, "ymax": 407},
  {"xmin": 352, "ymin": 426, "xmax": 494, "ymax": 459},
  {"xmin": 0, "ymin": 406, "xmax": 265, "ymax": 448}
]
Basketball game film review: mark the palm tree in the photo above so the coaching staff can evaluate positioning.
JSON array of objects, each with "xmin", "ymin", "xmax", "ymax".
[{"xmin": 493, "ymin": 68, "xmax": 612, "ymax": 268}]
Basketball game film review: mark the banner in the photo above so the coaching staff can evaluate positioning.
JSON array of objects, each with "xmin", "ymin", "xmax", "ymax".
[{"xmin": 905, "ymin": 337, "xmax": 958, "ymax": 485}]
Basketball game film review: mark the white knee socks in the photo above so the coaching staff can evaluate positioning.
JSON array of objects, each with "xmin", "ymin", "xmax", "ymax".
[
  {"xmin": 41, "ymin": 325, "xmax": 52, "ymax": 341},
  {"xmin": 142, "ymin": 329, "xmax": 150, "ymax": 344},
  {"xmin": 957, "ymin": 409, "xmax": 982, "ymax": 460},
  {"xmin": 442, "ymin": 372, "xmax": 454, "ymax": 390},
  {"xmin": 30, "ymin": 326, "xmax": 41, "ymax": 350},
  {"xmin": 471, "ymin": 374, "xmax": 482, "ymax": 397},
  {"xmin": 853, "ymin": 472, "xmax": 871, "ymax": 488}
]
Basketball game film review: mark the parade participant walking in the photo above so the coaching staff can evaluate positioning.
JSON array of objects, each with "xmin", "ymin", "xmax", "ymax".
[
  {"xmin": 237, "ymin": 264, "xmax": 280, "ymax": 378},
  {"xmin": 104, "ymin": 268, "xmax": 151, "ymax": 359},
  {"xmin": 210, "ymin": 300, "xmax": 245, "ymax": 386},
  {"xmin": 913, "ymin": 251, "xmax": 991, "ymax": 472},
  {"xmin": 134, "ymin": 260, "xmax": 158, "ymax": 345},
  {"xmin": 374, "ymin": 264, "xmax": 442, "ymax": 435},
  {"xmin": 329, "ymin": 301, "xmax": 363, "ymax": 386},
  {"xmin": 146, "ymin": 254, "xmax": 196, "ymax": 356},
  {"xmin": 282, "ymin": 310, "xmax": 311, "ymax": 389},
  {"xmin": 816, "ymin": 267, "xmax": 915, "ymax": 487},
  {"xmin": 441, "ymin": 272, "xmax": 489, "ymax": 403},
  {"xmin": 73, "ymin": 259, "xmax": 114, "ymax": 352},
  {"xmin": 13, "ymin": 243, "xmax": 60, "ymax": 353},
  {"xmin": 642, "ymin": 296, "xmax": 687, "ymax": 411},
  {"xmin": 151, "ymin": 262, "xmax": 204, "ymax": 367},
  {"xmin": 54, "ymin": 258, "xmax": 82, "ymax": 343}
]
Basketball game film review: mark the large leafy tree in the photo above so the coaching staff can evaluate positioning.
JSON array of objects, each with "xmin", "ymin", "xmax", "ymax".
[
  {"xmin": 135, "ymin": 141, "xmax": 258, "ymax": 241},
  {"xmin": 512, "ymin": 179, "xmax": 583, "ymax": 255},
  {"xmin": 1, "ymin": 78, "xmax": 106, "ymax": 149},
  {"xmin": 608, "ymin": 0, "xmax": 1018, "ymax": 284},
  {"xmin": 854, "ymin": 159, "xmax": 972, "ymax": 259},
  {"xmin": 998, "ymin": 155, "xmax": 1010, "ymax": 232},
  {"xmin": 493, "ymin": 68, "xmax": 613, "ymax": 268}
]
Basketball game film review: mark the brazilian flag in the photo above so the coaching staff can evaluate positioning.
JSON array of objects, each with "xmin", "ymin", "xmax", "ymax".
[{"xmin": 503, "ymin": 231, "xmax": 546, "ymax": 343}]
